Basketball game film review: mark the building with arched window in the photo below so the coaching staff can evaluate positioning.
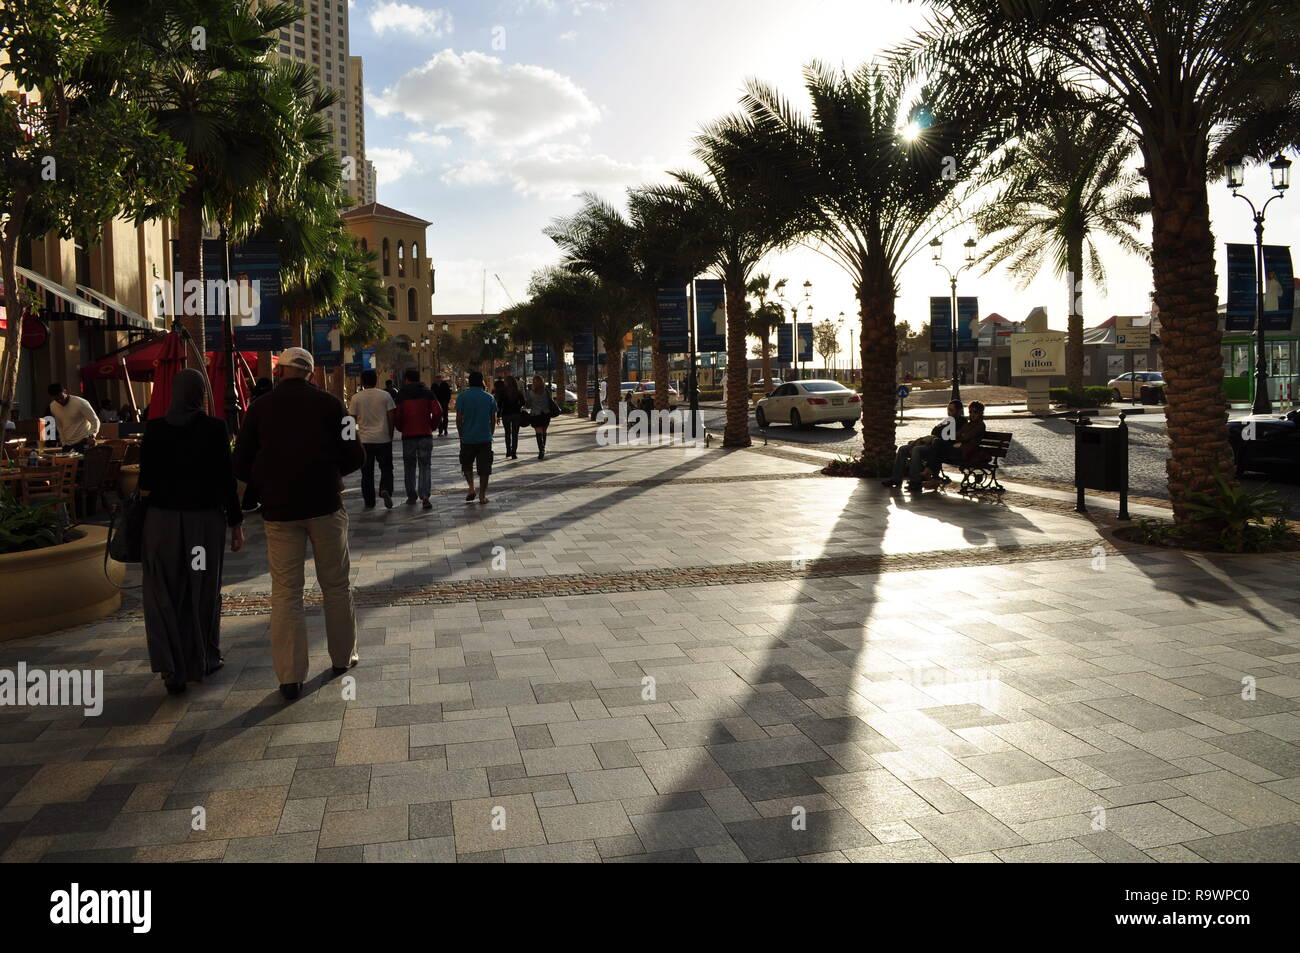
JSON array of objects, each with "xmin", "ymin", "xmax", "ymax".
[{"xmin": 342, "ymin": 204, "xmax": 434, "ymax": 328}]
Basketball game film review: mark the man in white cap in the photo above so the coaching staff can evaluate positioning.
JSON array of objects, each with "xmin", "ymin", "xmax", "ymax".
[{"xmin": 233, "ymin": 347, "xmax": 365, "ymax": 700}]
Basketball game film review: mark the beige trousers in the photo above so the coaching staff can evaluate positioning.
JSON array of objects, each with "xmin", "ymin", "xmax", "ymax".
[{"xmin": 264, "ymin": 508, "xmax": 358, "ymax": 684}]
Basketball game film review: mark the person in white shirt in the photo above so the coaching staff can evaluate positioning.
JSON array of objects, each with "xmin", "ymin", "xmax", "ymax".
[
  {"xmin": 347, "ymin": 369, "xmax": 397, "ymax": 509},
  {"xmin": 47, "ymin": 383, "xmax": 100, "ymax": 451}
]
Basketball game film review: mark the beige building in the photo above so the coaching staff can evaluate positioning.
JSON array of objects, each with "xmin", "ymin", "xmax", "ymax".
[
  {"xmin": 263, "ymin": 0, "xmax": 374, "ymax": 208},
  {"xmin": 341, "ymin": 202, "xmax": 434, "ymax": 343}
]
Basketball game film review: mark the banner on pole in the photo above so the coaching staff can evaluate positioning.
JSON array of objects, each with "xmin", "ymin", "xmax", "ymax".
[
  {"xmin": 797, "ymin": 322, "xmax": 813, "ymax": 363},
  {"xmin": 656, "ymin": 284, "xmax": 690, "ymax": 353},
  {"xmin": 777, "ymin": 324, "xmax": 793, "ymax": 365},
  {"xmin": 573, "ymin": 330, "xmax": 596, "ymax": 366},
  {"xmin": 311, "ymin": 312, "xmax": 342, "ymax": 368},
  {"xmin": 694, "ymin": 279, "xmax": 726, "ymax": 352},
  {"xmin": 929, "ymin": 297, "xmax": 979, "ymax": 352}
]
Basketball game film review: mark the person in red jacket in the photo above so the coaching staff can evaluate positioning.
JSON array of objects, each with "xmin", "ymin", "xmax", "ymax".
[{"xmin": 394, "ymin": 368, "xmax": 443, "ymax": 510}]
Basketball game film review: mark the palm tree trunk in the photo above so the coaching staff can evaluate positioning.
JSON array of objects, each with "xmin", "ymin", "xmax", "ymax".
[
  {"xmin": 575, "ymin": 363, "xmax": 589, "ymax": 417},
  {"xmin": 177, "ymin": 182, "xmax": 207, "ymax": 354},
  {"xmin": 0, "ymin": 191, "xmax": 29, "ymax": 426},
  {"xmin": 760, "ymin": 328, "xmax": 772, "ymax": 389},
  {"xmin": 859, "ymin": 281, "xmax": 898, "ymax": 469},
  {"xmin": 723, "ymin": 271, "xmax": 751, "ymax": 448},
  {"xmin": 650, "ymin": 306, "xmax": 669, "ymax": 412},
  {"xmin": 1067, "ymin": 237, "xmax": 1085, "ymax": 392},
  {"xmin": 1148, "ymin": 152, "xmax": 1233, "ymax": 525},
  {"xmin": 554, "ymin": 347, "xmax": 567, "ymax": 401},
  {"xmin": 605, "ymin": 346, "xmax": 623, "ymax": 419}
]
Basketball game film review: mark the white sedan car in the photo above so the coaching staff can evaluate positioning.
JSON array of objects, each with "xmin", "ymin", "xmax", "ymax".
[{"xmin": 755, "ymin": 379, "xmax": 861, "ymax": 429}]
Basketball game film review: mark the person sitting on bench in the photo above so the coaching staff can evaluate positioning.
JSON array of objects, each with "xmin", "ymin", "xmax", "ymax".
[
  {"xmin": 882, "ymin": 400, "xmax": 964, "ymax": 492},
  {"xmin": 922, "ymin": 401, "xmax": 987, "ymax": 490}
]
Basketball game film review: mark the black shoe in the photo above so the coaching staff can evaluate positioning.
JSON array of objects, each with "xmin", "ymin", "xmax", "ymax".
[
  {"xmin": 405, "ymin": 497, "xmax": 418, "ymax": 505},
  {"xmin": 381, "ymin": 490, "xmax": 393, "ymax": 509},
  {"xmin": 538, "ymin": 451, "xmax": 545, "ymax": 460},
  {"xmin": 422, "ymin": 498, "xmax": 433, "ymax": 510},
  {"xmin": 280, "ymin": 682, "xmax": 302, "ymax": 701},
  {"xmin": 162, "ymin": 673, "xmax": 186, "ymax": 696},
  {"xmin": 204, "ymin": 658, "xmax": 224, "ymax": 677},
  {"xmin": 881, "ymin": 479, "xmax": 899, "ymax": 487},
  {"xmin": 905, "ymin": 481, "xmax": 923, "ymax": 493},
  {"xmin": 364, "ymin": 503, "xmax": 376, "ymax": 510}
]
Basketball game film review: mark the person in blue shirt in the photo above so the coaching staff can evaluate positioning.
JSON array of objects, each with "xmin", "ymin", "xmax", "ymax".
[{"xmin": 455, "ymin": 371, "xmax": 499, "ymax": 505}]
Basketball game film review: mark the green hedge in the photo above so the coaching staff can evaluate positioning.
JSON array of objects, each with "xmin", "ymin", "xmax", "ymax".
[{"xmin": 1050, "ymin": 386, "xmax": 1115, "ymax": 408}]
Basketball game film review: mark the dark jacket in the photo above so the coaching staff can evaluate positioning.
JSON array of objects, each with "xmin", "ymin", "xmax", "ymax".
[
  {"xmin": 433, "ymin": 381, "xmax": 452, "ymax": 408},
  {"xmin": 395, "ymin": 382, "xmax": 443, "ymax": 438},
  {"xmin": 232, "ymin": 378, "xmax": 364, "ymax": 522},
  {"xmin": 955, "ymin": 419, "xmax": 989, "ymax": 462},
  {"xmin": 139, "ymin": 414, "xmax": 242, "ymax": 528}
]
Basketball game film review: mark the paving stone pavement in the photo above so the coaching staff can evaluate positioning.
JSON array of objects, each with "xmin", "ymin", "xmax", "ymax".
[{"xmin": 2, "ymin": 416, "xmax": 1298, "ymax": 863}]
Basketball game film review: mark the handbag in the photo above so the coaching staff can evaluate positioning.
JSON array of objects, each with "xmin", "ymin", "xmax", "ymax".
[
  {"xmin": 547, "ymin": 396, "xmax": 562, "ymax": 418},
  {"xmin": 107, "ymin": 490, "xmax": 147, "ymax": 563}
]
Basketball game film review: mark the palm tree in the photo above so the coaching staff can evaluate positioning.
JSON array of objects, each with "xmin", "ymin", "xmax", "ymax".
[
  {"xmin": 508, "ymin": 268, "xmax": 607, "ymax": 415},
  {"xmin": 730, "ymin": 61, "xmax": 1014, "ymax": 468},
  {"xmin": 974, "ymin": 112, "xmax": 1150, "ymax": 392},
  {"xmin": 545, "ymin": 194, "xmax": 682, "ymax": 413},
  {"xmin": 641, "ymin": 138, "xmax": 803, "ymax": 445},
  {"xmin": 128, "ymin": 0, "xmax": 301, "ymax": 351},
  {"xmin": 901, "ymin": 0, "xmax": 1300, "ymax": 522},
  {"xmin": 746, "ymin": 274, "xmax": 788, "ymax": 390}
]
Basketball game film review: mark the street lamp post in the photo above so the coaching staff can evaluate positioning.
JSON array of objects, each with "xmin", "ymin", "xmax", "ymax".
[
  {"xmin": 930, "ymin": 236, "xmax": 977, "ymax": 403},
  {"xmin": 1227, "ymin": 154, "xmax": 1292, "ymax": 415},
  {"xmin": 218, "ymin": 222, "xmax": 240, "ymax": 429}
]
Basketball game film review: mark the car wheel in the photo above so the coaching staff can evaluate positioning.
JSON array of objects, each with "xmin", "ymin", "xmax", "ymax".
[
  {"xmin": 790, "ymin": 410, "xmax": 802, "ymax": 429},
  {"xmin": 756, "ymin": 407, "xmax": 768, "ymax": 429},
  {"xmin": 1112, "ymin": 388, "xmax": 1124, "ymax": 403},
  {"xmin": 841, "ymin": 419, "xmax": 856, "ymax": 430}
]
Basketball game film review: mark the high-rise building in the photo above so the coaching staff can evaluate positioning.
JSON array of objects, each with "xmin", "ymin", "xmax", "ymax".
[{"xmin": 263, "ymin": 0, "xmax": 373, "ymax": 207}]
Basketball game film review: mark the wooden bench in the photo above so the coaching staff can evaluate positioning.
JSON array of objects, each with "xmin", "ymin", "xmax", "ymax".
[{"xmin": 942, "ymin": 431, "xmax": 1012, "ymax": 494}]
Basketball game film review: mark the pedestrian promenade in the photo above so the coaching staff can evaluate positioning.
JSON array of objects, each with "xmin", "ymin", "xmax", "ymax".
[{"xmin": 1, "ymin": 416, "xmax": 1297, "ymax": 863}]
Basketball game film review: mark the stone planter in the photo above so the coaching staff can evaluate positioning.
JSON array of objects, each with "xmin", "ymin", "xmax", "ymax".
[{"xmin": 0, "ymin": 526, "xmax": 123, "ymax": 641}]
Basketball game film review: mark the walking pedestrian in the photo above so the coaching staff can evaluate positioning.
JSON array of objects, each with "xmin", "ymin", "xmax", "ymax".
[
  {"xmin": 384, "ymin": 378, "xmax": 400, "ymax": 404},
  {"xmin": 500, "ymin": 375, "xmax": 526, "ymax": 459},
  {"xmin": 139, "ymin": 368, "xmax": 244, "ymax": 695},
  {"xmin": 348, "ymin": 369, "xmax": 397, "ymax": 510},
  {"xmin": 233, "ymin": 347, "xmax": 364, "ymax": 701},
  {"xmin": 433, "ymin": 373, "xmax": 453, "ymax": 438},
  {"xmin": 457, "ymin": 371, "xmax": 498, "ymax": 504},
  {"xmin": 526, "ymin": 374, "xmax": 555, "ymax": 460},
  {"xmin": 394, "ymin": 368, "xmax": 442, "ymax": 510}
]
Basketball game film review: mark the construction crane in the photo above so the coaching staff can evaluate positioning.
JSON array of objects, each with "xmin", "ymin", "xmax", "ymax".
[{"xmin": 494, "ymin": 273, "xmax": 518, "ymax": 308}]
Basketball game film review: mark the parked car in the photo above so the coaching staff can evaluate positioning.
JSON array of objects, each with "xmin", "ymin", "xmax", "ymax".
[
  {"xmin": 755, "ymin": 379, "xmax": 861, "ymax": 429},
  {"xmin": 1228, "ymin": 410, "xmax": 1300, "ymax": 477},
  {"xmin": 619, "ymin": 381, "xmax": 681, "ymax": 408},
  {"xmin": 548, "ymin": 384, "xmax": 578, "ymax": 404},
  {"xmin": 1108, "ymin": 371, "xmax": 1165, "ymax": 402}
]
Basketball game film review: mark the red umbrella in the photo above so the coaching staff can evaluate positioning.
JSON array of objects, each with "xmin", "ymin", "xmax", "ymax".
[
  {"xmin": 147, "ymin": 332, "xmax": 188, "ymax": 421},
  {"xmin": 205, "ymin": 349, "xmax": 254, "ymax": 423}
]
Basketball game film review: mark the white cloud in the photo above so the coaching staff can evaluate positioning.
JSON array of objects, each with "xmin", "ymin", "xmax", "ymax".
[
  {"xmin": 440, "ymin": 144, "xmax": 662, "ymax": 201},
  {"xmin": 517, "ymin": 0, "xmax": 611, "ymax": 14},
  {"xmin": 368, "ymin": 147, "xmax": 419, "ymax": 184},
  {"xmin": 558, "ymin": 30, "xmax": 578, "ymax": 42},
  {"xmin": 374, "ymin": 50, "xmax": 601, "ymax": 147},
  {"xmin": 368, "ymin": 2, "xmax": 453, "ymax": 37},
  {"xmin": 408, "ymin": 130, "xmax": 453, "ymax": 148}
]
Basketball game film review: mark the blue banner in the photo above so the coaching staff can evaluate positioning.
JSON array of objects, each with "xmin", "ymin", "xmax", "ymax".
[
  {"xmin": 656, "ymin": 284, "xmax": 690, "ymax": 353},
  {"xmin": 1263, "ymin": 246, "xmax": 1294, "ymax": 331},
  {"xmin": 930, "ymin": 297, "xmax": 980, "ymax": 352},
  {"xmin": 573, "ymin": 330, "xmax": 596, "ymax": 366},
  {"xmin": 360, "ymin": 348, "xmax": 376, "ymax": 371},
  {"xmin": 344, "ymin": 362, "xmax": 363, "ymax": 378},
  {"xmin": 777, "ymin": 324, "xmax": 793, "ymax": 365},
  {"xmin": 532, "ymin": 342, "xmax": 553, "ymax": 371},
  {"xmin": 312, "ymin": 312, "xmax": 342, "ymax": 368},
  {"xmin": 797, "ymin": 322, "xmax": 813, "ymax": 363},
  {"xmin": 170, "ymin": 239, "xmax": 283, "ymax": 349},
  {"xmin": 694, "ymin": 279, "xmax": 726, "ymax": 352},
  {"xmin": 1226, "ymin": 244, "xmax": 1257, "ymax": 331}
]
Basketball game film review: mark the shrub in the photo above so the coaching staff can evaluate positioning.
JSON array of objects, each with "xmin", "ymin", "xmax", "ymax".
[
  {"xmin": 0, "ymin": 487, "xmax": 70, "ymax": 554},
  {"xmin": 1050, "ymin": 386, "xmax": 1115, "ymax": 408}
]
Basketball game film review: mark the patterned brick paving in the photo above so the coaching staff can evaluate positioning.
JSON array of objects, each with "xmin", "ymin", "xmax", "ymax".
[{"xmin": 1, "ymin": 417, "xmax": 1297, "ymax": 863}]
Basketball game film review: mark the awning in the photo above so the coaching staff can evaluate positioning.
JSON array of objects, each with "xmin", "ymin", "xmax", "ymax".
[
  {"xmin": 75, "ymin": 284, "xmax": 154, "ymax": 331},
  {"xmin": 16, "ymin": 266, "xmax": 105, "ymax": 319}
]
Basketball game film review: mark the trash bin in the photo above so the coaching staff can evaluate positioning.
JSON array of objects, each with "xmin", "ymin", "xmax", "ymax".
[
  {"xmin": 1073, "ymin": 416, "xmax": 1131, "ymax": 519},
  {"xmin": 1139, "ymin": 384, "xmax": 1165, "ymax": 405}
]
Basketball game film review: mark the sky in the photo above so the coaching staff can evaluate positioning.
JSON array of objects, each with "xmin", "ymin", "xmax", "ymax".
[{"xmin": 349, "ymin": 0, "xmax": 1300, "ymax": 357}]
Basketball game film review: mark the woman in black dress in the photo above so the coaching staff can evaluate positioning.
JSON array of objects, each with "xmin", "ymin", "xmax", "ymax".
[
  {"xmin": 139, "ymin": 369, "xmax": 244, "ymax": 694},
  {"xmin": 500, "ymin": 376, "xmax": 526, "ymax": 460}
]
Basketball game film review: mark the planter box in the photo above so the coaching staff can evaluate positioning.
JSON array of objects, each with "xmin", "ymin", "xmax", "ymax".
[{"xmin": 0, "ymin": 526, "xmax": 123, "ymax": 641}]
